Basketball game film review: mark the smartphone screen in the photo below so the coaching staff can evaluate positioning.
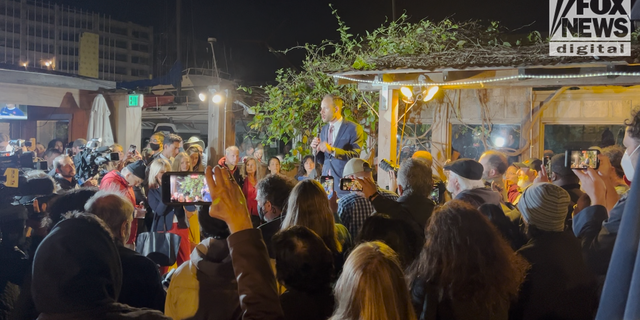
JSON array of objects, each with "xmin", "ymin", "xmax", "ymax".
[
  {"xmin": 129, "ymin": 145, "xmax": 136, "ymax": 153},
  {"xmin": 430, "ymin": 185, "xmax": 440, "ymax": 204},
  {"xmin": 162, "ymin": 172, "xmax": 211, "ymax": 204},
  {"xmin": 566, "ymin": 149, "xmax": 600, "ymax": 170},
  {"xmin": 544, "ymin": 156, "xmax": 551, "ymax": 177},
  {"xmin": 320, "ymin": 176, "xmax": 334, "ymax": 198},
  {"xmin": 340, "ymin": 178, "xmax": 363, "ymax": 191}
]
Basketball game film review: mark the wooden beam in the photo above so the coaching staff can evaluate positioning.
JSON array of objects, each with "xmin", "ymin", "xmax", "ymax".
[
  {"xmin": 377, "ymin": 86, "xmax": 398, "ymax": 189},
  {"xmin": 0, "ymin": 83, "xmax": 79, "ymax": 108}
]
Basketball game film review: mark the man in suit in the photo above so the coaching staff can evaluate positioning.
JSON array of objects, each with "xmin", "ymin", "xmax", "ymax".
[{"xmin": 311, "ymin": 94, "xmax": 365, "ymax": 195}]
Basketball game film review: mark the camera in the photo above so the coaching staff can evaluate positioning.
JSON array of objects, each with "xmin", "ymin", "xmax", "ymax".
[
  {"xmin": 379, "ymin": 159, "xmax": 399, "ymax": 174},
  {"xmin": 75, "ymin": 140, "xmax": 120, "ymax": 182}
]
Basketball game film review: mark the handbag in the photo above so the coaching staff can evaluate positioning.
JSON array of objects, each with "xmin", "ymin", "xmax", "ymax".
[{"xmin": 135, "ymin": 214, "xmax": 181, "ymax": 267}]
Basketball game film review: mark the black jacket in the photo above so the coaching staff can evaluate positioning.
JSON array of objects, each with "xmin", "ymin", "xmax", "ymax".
[
  {"xmin": 411, "ymin": 280, "xmax": 509, "ymax": 320},
  {"xmin": 510, "ymin": 230, "xmax": 598, "ymax": 320},
  {"xmin": 280, "ymin": 287, "xmax": 334, "ymax": 320},
  {"xmin": 371, "ymin": 192, "xmax": 435, "ymax": 242},
  {"xmin": 258, "ymin": 216, "xmax": 284, "ymax": 259},
  {"xmin": 117, "ymin": 246, "xmax": 166, "ymax": 311},
  {"xmin": 31, "ymin": 218, "xmax": 169, "ymax": 319}
]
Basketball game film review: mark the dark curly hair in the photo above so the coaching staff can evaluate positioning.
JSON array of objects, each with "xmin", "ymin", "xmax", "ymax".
[
  {"xmin": 624, "ymin": 108, "xmax": 640, "ymax": 139},
  {"xmin": 407, "ymin": 200, "xmax": 529, "ymax": 312},
  {"xmin": 272, "ymin": 226, "xmax": 335, "ymax": 293},
  {"xmin": 255, "ymin": 174, "xmax": 296, "ymax": 211}
]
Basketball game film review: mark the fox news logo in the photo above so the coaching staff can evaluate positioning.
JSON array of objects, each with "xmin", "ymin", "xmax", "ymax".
[{"xmin": 550, "ymin": 0, "xmax": 630, "ymax": 56}]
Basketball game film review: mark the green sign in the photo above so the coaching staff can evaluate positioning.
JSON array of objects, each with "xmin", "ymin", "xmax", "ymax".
[{"xmin": 128, "ymin": 94, "xmax": 142, "ymax": 107}]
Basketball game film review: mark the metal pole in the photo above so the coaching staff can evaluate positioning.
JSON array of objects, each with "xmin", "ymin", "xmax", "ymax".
[
  {"xmin": 391, "ymin": 0, "xmax": 396, "ymax": 21},
  {"xmin": 223, "ymin": 89, "xmax": 228, "ymax": 150},
  {"xmin": 176, "ymin": 0, "xmax": 182, "ymax": 99}
]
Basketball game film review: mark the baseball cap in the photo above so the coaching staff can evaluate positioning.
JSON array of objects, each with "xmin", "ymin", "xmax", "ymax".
[
  {"xmin": 514, "ymin": 158, "xmax": 542, "ymax": 171},
  {"xmin": 443, "ymin": 158, "xmax": 483, "ymax": 180},
  {"xmin": 126, "ymin": 160, "xmax": 147, "ymax": 180},
  {"xmin": 343, "ymin": 158, "xmax": 372, "ymax": 177}
]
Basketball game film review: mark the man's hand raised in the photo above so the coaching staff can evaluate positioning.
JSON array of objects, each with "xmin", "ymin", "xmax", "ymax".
[{"xmin": 205, "ymin": 165, "xmax": 253, "ymax": 234}]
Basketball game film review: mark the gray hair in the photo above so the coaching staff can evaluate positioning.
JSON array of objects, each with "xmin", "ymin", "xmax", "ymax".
[
  {"xmin": 53, "ymin": 155, "xmax": 71, "ymax": 170},
  {"xmin": 225, "ymin": 146, "xmax": 239, "ymax": 155},
  {"xmin": 397, "ymin": 158, "xmax": 433, "ymax": 197},
  {"xmin": 84, "ymin": 189, "xmax": 134, "ymax": 243},
  {"xmin": 449, "ymin": 171, "xmax": 486, "ymax": 192}
]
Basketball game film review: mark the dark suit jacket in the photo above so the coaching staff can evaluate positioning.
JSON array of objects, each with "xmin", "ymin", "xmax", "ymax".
[
  {"xmin": 117, "ymin": 246, "xmax": 166, "ymax": 311},
  {"xmin": 316, "ymin": 119, "xmax": 365, "ymax": 194}
]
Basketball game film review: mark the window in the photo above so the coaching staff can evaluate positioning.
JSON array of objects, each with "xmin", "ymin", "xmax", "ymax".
[
  {"xmin": 115, "ymin": 66, "xmax": 127, "ymax": 75},
  {"xmin": 131, "ymin": 43, "xmax": 149, "ymax": 52},
  {"xmin": 451, "ymin": 124, "xmax": 521, "ymax": 163},
  {"xmin": 131, "ymin": 56, "xmax": 149, "ymax": 64},
  {"xmin": 110, "ymin": 26, "xmax": 128, "ymax": 36},
  {"xmin": 61, "ymin": 32, "xmax": 79, "ymax": 41},
  {"xmin": 132, "ymin": 30, "xmax": 149, "ymax": 39},
  {"xmin": 115, "ymin": 53, "xmax": 127, "ymax": 62},
  {"xmin": 397, "ymin": 123, "xmax": 432, "ymax": 163},
  {"xmin": 115, "ymin": 40, "xmax": 127, "ymax": 49},
  {"xmin": 131, "ymin": 69, "xmax": 148, "ymax": 77},
  {"xmin": 0, "ymin": 23, "xmax": 20, "ymax": 33},
  {"xmin": 1, "ymin": 38, "xmax": 19, "ymax": 48},
  {"xmin": 544, "ymin": 124, "xmax": 626, "ymax": 155}
]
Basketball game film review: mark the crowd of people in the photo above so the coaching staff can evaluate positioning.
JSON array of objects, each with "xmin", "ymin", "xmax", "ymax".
[{"xmin": 1, "ymin": 94, "xmax": 640, "ymax": 320}]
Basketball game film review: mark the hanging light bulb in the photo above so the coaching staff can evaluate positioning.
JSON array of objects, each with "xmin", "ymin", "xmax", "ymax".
[
  {"xmin": 400, "ymin": 86, "xmax": 413, "ymax": 99},
  {"xmin": 423, "ymin": 86, "xmax": 439, "ymax": 102},
  {"xmin": 198, "ymin": 93, "xmax": 206, "ymax": 102}
]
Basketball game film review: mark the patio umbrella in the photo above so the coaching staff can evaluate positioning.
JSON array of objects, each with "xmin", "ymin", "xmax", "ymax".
[
  {"xmin": 596, "ymin": 155, "xmax": 640, "ymax": 319},
  {"xmin": 86, "ymin": 94, "xmax": 114, "ymax": 146}
]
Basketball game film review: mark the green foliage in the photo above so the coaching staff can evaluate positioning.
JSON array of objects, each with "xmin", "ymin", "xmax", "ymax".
[
  {"xmin": 181, "ymin": 176, "xmax": 204, "ymax": 199},
  {"xmin": 241, "ymin": 5, "xmax": 549, "ymax": 169}
]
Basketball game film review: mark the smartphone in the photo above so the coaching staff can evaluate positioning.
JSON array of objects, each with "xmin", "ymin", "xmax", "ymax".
[
  {"xmin": 320, "ymin": 176, "xmax": 334, "ymax": 198},
  {"xmin": 543, "ymin": 156, "xmax": 551, "ymax": 177},
  {"xmin": 565, "ymin": 149, "xmax": 600, "ymax": 170},
  {"xmin": 162, "ymin": 171, "xmax": 212, "ymax": 205},
  {"xmin": 430, "ymin": 185, "xmax": 440, "ymax": 204},
  {"xmin": 340, "ymin": 178, "xmax": 363, "ymax": 192},
  {"xmin": 129, "ymin": 145, "xmax": 136, "ymax": 153}
]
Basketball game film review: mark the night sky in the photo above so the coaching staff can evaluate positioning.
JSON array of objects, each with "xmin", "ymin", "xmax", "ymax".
[{"xmin": 55, "ymin": 0, "xmax": 547, "ymax": 83}]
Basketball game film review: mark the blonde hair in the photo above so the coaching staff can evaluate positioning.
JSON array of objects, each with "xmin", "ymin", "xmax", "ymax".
[
  {"xmin": 172, "ymin": 152, "xmax": 191, "ymax": 172},
  {"xmin": 148, "ymin": 158, "xmax": 171, "ymax": 189},
  {"xmin": 281, "ymin": 179, "xmax": 341, "ymax": 254},
  {"xmin": 331, "ymin": 242, "xmax": 417, "ymax": 320}
]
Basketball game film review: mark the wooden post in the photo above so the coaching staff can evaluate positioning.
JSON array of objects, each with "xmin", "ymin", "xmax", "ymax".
[{"xmin": 377, "ymin": 86, "xmax": 398, "ymax": 189}]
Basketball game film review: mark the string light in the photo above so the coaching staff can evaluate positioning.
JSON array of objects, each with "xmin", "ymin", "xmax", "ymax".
[{"xmin": 332, "ymin": 72, "xmax": 640, "ymax": 87}]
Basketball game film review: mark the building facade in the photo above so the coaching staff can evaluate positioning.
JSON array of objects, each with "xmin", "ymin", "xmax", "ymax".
[{"xmin": 0, "ymin": 0, "xmax": 153, "ymax": 81}]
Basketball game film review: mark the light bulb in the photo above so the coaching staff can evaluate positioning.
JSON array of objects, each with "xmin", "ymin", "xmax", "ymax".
[
  {"xmin": 494, "ymin": 137, "xmax": 505, "ymax": 147},
  {"xmin": 198, "ymin": 93, "xmax": 206, "ymax": 102},
  {"xmin": 423, "ymin": 86, "xmax": 439, "ymax": 102},
  {"xmin": 212, "ymin": 94, "xmax": 223, "ymax": 104},
  {"xmin": 400, "ymin": 86, "xmax": 413, "ymax": 99}
]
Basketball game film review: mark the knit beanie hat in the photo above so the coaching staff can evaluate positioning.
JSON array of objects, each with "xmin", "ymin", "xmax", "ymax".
[{"xmin": 517, "ymin": 182, "xmax": 570, "ymax": 232}]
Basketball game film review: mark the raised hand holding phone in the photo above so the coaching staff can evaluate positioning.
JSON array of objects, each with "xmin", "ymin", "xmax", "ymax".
[{"xmin": 204, "ymin": 166, "xmax": 252, "ymax": 234}]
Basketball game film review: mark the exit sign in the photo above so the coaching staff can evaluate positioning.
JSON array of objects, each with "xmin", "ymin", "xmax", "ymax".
[{"xmin": 128, "ymin": 94, "xmax": 143, "ymax": 107}]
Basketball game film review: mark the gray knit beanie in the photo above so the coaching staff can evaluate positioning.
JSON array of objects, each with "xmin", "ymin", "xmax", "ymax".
[{"xmin": 517, "ymin": 182, "xmax": 570, "ymax": 232}]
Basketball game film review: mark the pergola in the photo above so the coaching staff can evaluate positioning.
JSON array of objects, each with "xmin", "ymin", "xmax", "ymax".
[{"xmin": 331, "ymin": 44, "xmax": 640, "ymax": 185}]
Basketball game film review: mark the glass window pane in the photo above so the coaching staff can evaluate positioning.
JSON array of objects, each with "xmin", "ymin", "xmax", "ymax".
[
  {"xmin": 544, "ymin": 124, "xmax": 625, "ymax": 155},
  {"xmin": 397, "ymin": 123, "xmax": 431, "ymax": 164},
  {"xmin": 451, "ymin": 124, "xmax": 521, "ymax": 163}
]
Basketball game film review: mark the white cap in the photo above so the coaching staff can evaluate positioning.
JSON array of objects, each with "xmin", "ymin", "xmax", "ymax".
[{"xmin": 343, "ymin": 158, "xmax": 372, "ymax": 177}]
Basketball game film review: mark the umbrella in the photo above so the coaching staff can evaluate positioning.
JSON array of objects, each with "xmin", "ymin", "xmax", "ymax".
[
  {"xmin": 596, "ymin": 155, "xmax": 640, "ymax": 319},
  {"xmin": 86, "ymin": 94, "xmax": 114, "ymax": 147}
]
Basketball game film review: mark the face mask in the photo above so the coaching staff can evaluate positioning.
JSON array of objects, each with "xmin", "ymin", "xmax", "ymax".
[
  {"xmin": 149, "ymin": 143, "xmax": 160, "ymax": 151},
  {"xmin": 621, "ymin": 145, "xmax": 640, "ymax": 181}
]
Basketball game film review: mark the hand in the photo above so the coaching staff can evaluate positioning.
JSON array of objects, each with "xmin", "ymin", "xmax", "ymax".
[
  {"xmin": 82, "ymin": 178, "xmax": 98, "ymax": 187},
  {"xmin": 573, "ymin": 168, "xmax": 607, "ymax": 207},
  {"xmin": 329, "ymin": 190, "xmax": 338, "ymax": 214},
  {"xmin": 134, "ymin": 202, "xmax": 146, "ymax": 218},
  {"xmin": 205, "ymin": 165, "xmax": 253, "ymax": 234},
  {"xmin": 317, "ymin": 142, "xmax": 331, "ymax": 153},
  {"xmin": 357, "ymin": 176, "xmax": 378, "ymax": 199},
  {"xmin": 388, "ymin": 171, "xmax": 398, "ymax": 193},
  {"xmin": 533, "ymin": 164, "xmax": 550, "ymax": 183},
  {"xmin": 596, "ymin": 154, "xmax": 612, "ymax": 180},
  {"xmin": 310, "ymin": 137, "xmax": 320, "ymax": 150}
]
